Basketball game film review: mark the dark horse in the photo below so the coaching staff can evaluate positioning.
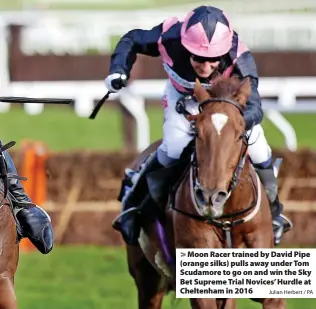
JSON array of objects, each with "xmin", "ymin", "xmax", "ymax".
[{"xmin": 119, "ymin": 76, "xmax": 285, "ymax": 309}]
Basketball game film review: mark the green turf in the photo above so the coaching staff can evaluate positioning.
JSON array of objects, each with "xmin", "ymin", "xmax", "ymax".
[
  {"xmin": 261, "ymin": 113, "xmax": 316, "ymax": 150},
  {"xmin": 0, "ymin": 105, "xmax": 124, "ymax": 152},
  {"xmin": 15, "ymin": 246, "xmax": 316, "ymax": 309},
  {"xmin": 0, "ymin": 105, "xmax": 316, "ymax": 152}
]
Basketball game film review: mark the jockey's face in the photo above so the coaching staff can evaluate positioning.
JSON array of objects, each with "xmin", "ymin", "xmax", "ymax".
[{"xmin": 190, "ymin": 55, "xmax": 221, "ymax": 78}]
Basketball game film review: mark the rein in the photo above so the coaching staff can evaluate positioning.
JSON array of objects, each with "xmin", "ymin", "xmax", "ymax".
[{"xmin": 173, "ymin": 95, "xmax": 259, "ymax": 248}]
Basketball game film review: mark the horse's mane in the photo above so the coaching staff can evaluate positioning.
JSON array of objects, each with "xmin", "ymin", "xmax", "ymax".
[{"xmin": 207, "ymin": 75, "xmax": 243, "ymax": 99}]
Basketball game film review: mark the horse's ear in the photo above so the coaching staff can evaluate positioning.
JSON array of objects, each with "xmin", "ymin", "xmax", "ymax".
[
  {"xmin": 194, "ymin": 78, "xmax": 210, "ymax": 102},
  {"xmin": 234, "ymin": 77, "xmax": 251, "ymax": 106}
]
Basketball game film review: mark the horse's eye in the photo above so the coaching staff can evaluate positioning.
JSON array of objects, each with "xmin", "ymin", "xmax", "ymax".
[{"xmin": 238, "ymin": 134, "xmax": 244, "ymax": 140}]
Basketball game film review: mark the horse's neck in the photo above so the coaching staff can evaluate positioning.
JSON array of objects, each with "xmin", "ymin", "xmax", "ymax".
[
  {"xmin": 182, "ymin": 166, "xmax": 195, "ymax": 209},
  {"xmin": 243, "ymin": 159, "xmax": 257, "ymax": 184},
  {"xmin": 229, "ymin": 159, "xmax": 257, "ymax": 210}
]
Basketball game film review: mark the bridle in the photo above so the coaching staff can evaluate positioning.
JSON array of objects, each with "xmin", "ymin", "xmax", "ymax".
[
  {"xmin": 199, "ymin": 97, "xmax": 250, "ymax": 192},
  {"xmin": 173, "ymin": 95, "xmax": 258, "ymax": 247},
  {"xmin": 176, "ymin": 95, "xmax": 254, "ymax": 194}
]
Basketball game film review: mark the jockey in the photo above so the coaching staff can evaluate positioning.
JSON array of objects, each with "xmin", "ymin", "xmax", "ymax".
[
  {"xmin": 106, "ymin": 5, "xmax": 290, "ymax": 246},
  {"xmin": 4, "ymin": 149, "xmax": 53, "ymax": 254}
]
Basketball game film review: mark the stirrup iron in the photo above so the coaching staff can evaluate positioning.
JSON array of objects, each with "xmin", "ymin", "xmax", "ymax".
[{"xmin": 112, "ymin": 207, "xmax": 139, "ymax": 229}]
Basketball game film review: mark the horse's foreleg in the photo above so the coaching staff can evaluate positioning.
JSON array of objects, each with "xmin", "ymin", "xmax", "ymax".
[
  {"xmin": 216, "ymin": 298, "xmax": 237, "ymax": 309},
  {"xmin": 251, "ymin": 298, "xmax": 286, "ymax": 309},
  {"xmin": 0, "ymin": 277, "xmax": 17, "ymax": 309},
  {"xmin": 127, "ymin": 245, "xmax": 165, "ymax": 309},
  {"xmin": 134, "ymin": 258, "xmax": 165, "ymax": 309},
  {"xmin": 262, "ymin": 298, "xmax": 286, "ymax": 309},
  {"xmin": 190, "ymin": 298, "xmax": 217, "ymax": 309}
]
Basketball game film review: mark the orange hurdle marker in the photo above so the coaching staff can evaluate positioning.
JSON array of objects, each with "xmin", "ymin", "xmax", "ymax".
[{"xmin": 19, "ymin": 141, "xmax": 49, "ymax": 252}]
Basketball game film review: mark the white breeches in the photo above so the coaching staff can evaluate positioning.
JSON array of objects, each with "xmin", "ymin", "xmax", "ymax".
[{"xmin": 157, "ymin": 80, "xmax": 271, "ymax": 167}]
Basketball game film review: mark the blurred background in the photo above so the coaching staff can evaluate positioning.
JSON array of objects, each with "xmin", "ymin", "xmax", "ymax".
[{"xmin": 0, "ymin": 0, "xmax": 316, "ymax": 308}]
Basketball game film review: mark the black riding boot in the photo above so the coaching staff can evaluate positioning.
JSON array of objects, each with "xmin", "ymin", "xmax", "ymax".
[
  {"xmin": 4, "ymin": 150, "xmax": 54, "ymax": 254},
  {"xmin": 113, "ymin": 151, "xmax": 185, "ymax": 246},
  {"xmin": 113, "ymin": 151, "xmax": 165, "ymax": 245},
  {"xmin": 254, "ymin": 160, "xmax": 287, "ymax": 246}
]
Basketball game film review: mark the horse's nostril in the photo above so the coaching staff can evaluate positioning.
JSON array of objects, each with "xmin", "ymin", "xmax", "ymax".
[
  {"xmin": 217, "ymin": 191, "xmax": 228, "ymax": 199},
  {"xmin": 212, "ymin": 190, "xmax": 228, "ymax": 205}
]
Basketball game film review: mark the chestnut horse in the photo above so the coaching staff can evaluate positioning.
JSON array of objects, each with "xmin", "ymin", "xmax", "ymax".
[
  {"xmin": 0, "ymin": 141, "xmax": 21, "ymax": 309},
  {"xmin": 121, "ymin": 76, "xmax": 285, "ymax": 309}
]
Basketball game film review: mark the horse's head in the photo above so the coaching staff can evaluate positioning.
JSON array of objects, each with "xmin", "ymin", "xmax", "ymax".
[{"xmin": 189, "ymin": 75, "xmax": 251, "ymax": 218}]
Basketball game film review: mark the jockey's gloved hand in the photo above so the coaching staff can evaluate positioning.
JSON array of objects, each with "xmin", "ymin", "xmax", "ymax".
[{"xmin": 105, "ymin": 73, "xmax": 128, "ymax": 92}]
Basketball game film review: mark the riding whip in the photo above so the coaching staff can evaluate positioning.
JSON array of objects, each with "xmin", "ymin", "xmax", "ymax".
[
  {"xmin": 0, "ymin": 96, "xmax": 74, "ymax": 104},
  {"xmin": 89, "ymin": 91, "xmax": 111, "ymax": 119},
  {"xmin": 89, "ymin": 74, "xmax": 127, "ymax": 119}
]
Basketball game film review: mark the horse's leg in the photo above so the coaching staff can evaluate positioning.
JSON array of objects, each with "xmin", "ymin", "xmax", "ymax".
[
  {"xmin": 250, "ymin": 298, "xmax": 286, "ymax": 309},
  {"xmin": 127, "ymin": 245, "xmax": 165, "ymax": 309},
  {"xmin": 190, "ymin": 299, "xmax": 237, "ymax": 309},
  {"xmin": 216, "ymin": 299, "xmax": 237, "ymax": 309},
  {"xmin": 262, "ymin": 298, "xmax": 286, "ymax": 309},
  {"xmin": 0, "ymin": 277, "xmax": 17, "ymax": 309},
  {"xmin": 246, "ymin": 233, "xmax": 286, "ymax": 309},
  {"xmin": 0, "ymin": 204, "xmax": 19, "ymax": 309},
  {"xmin": 189, "ymin": 298, "xmax": 217, "ymax": 309}
]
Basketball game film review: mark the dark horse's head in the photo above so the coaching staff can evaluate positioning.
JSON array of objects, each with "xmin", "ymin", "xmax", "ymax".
[{"xmin": 188, "ymin": 75, "xmax": 251, "ymax": 218}]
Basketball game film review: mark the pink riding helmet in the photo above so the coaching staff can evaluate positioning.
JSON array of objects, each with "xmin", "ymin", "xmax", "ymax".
[{"xmin": 181, "ymin": 6, "xmax": 234, "ymax": 58}]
